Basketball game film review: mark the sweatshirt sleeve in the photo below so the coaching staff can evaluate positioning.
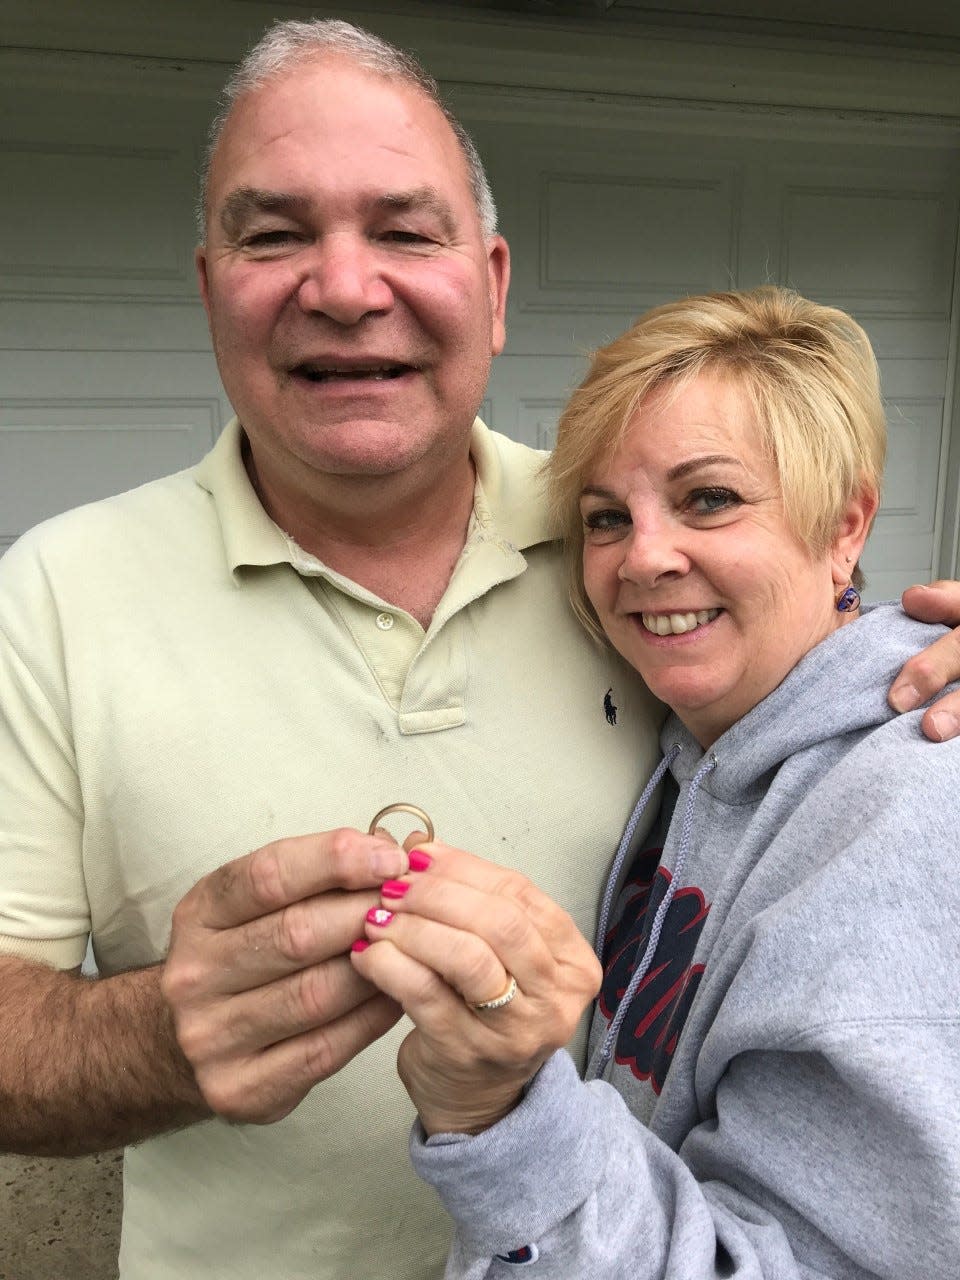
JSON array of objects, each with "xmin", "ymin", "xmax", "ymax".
[
  {"xmin": 413, "ymin": 1016, "xmax": 960, "ymax": 1280},
  {"xmin": 410, "ymin": 731, "xmax": 960, "ymax": 1279},
  {"xmin": 411, "ymin": 1049, "xmax": 802, "ymax": 1280}
]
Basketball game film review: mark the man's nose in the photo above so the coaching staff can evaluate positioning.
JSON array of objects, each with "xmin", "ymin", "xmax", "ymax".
[
  {"xmin": 295, "ymin": 236, "xmax": 393, "ymax": 325},
  {"xmin": 617, "ymin": 525, "xmax": 690, "ymax": 587}
]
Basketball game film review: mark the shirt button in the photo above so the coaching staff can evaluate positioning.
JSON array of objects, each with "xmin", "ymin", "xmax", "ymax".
[{"xmin": 376, "ymin": 612, "xmax": 395, "ymax": 631}]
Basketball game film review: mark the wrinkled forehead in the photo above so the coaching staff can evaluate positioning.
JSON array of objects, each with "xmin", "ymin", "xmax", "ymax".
[{"xmin": 207, "ymin": 55, "xmax": 471, "ymax": 209}]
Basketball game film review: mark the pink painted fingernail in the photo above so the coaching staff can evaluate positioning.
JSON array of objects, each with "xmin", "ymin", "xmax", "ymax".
[
  {"xmin": 381, "ymin": 880, "xmax": 410, "ymax": 899},
  {"xmin": 408, "ymin": 849, "xmax": 432, "ymax": 871},
  {"xmin": 366, "ymin": 907, "xmax": 395, "ymax": 927},
  {"xmin": 351, "ymin": 939, "xmax": 371, "ymax": 953}
]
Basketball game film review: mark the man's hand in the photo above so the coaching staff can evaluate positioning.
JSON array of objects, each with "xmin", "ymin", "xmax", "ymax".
[
  {"xmin": 161, "ymin": 828, "xmax": 409, "ymax": 1125},
  {"xmin": 893, "ymin": 581, "xmax": 960, "ymax": 741}
]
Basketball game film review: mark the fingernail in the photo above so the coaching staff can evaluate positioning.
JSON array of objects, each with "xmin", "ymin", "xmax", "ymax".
[
  {"xmin": 889, "ymin": 682, "xmax": 921, "ymax": 712},
  {"xmin": 927, "ymin": 711, "xmax": 959, "ymax": 742},
  {"xmin": 366, "ymin": 907, "xmax": 394, "ymax": 927},
  {"xmin": 369, "ymin": 844, "xmax": 405, "ymax": 877},
  {"xmin": 351, "ymin": 939, "xmax": 371, "ymax": 953},
  {"xmin": 381, "ymin": 880, "xmax": 410, "ymax": 899},
  {"xmin": 408, "ymin": 849, "xmax": 432, "ymax": 871}
]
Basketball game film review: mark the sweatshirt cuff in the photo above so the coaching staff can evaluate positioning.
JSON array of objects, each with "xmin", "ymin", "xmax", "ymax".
[{"xmin": 408, "ymin": 1050, "xmax": 606, "ymax": 1255}]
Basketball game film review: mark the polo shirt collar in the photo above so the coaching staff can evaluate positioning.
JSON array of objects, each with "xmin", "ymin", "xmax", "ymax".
[
  {"xmin": 193, "ymin": 419, "xmax": 291, "ymax": 571},
  {"xmin": 194, "ymin": 417, "xmax": 555, "ymax": 575},
  {"xmin": 468, "ymin": 417, "xmax": 554, "ymax": 553}
]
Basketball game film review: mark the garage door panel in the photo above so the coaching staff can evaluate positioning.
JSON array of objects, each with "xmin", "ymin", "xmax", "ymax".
[
  {"xmin": 539, "ymin": 171, "xmax": 738, "ymax": 296},
  {"xmin": 859, "ymin": 396, "xmax": 944, "ymax": 596},
  {"xmin": 878, "ymin": 398, "xmax": 943, "ymax": 527},
  {"xmin": 484, "ymin": 353, "xmax": 589, "ymax": 449},
  {"xmin": 779, "ymin": 185, "xmax": 956, "ymax": 314},
  {"xmin": 0, "ymin": 298, "xmax": 210, "ymax": 352},
  {"xmin": 855, "ymin": 318, "xmax": 950, "ymax": 361},
  {"xmin": 0, "ymin": 349, "xmax": 230, "ymax": 553},
  {"xmin": 482, "ymin": 127, "xmax": 742, "ymax": 353},
  {"xmin": 0, "ymin": 142, "xmax": 197, "ymax": 301},
  {"xmin": 0, "ymin": 401, "xmax": 221, "ymax": 548}
]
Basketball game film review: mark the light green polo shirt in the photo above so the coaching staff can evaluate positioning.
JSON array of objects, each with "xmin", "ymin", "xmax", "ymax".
[{"xmin": 0, "ymin": 419, "xmax": 662, "ymax": 1280}]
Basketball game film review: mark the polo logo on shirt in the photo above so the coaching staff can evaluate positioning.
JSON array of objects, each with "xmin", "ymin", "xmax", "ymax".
[
  {"xmin": 603, "ymin": 687, "xmax": 618, "ymax": 725},
  {"xmin": 599, "ymin": 845, "xmax": 709, "ymax": 1094},
  {"xmin": 495, "ymin": 1244, "xmax": 539, "ymax": 1265}
]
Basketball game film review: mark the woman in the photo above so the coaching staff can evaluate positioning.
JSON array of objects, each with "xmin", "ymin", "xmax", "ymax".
[{"xmin": 350, "ymin": 288, "xmax": 960, "ymax": 1278}]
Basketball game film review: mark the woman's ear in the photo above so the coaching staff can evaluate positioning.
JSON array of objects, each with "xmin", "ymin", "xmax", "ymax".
[{"xmin": 830, "ymin": 484, "xmax": 880, "ymax": 586}]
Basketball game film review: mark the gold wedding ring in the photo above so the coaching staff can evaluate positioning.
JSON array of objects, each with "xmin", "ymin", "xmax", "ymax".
[
  {"xmin": 471, "ymin": 975, "xmax": 518, "ymax": 1013},
  {"xmin": 367, "ymin": 802, "xmax": 435, "ymax": 844}
]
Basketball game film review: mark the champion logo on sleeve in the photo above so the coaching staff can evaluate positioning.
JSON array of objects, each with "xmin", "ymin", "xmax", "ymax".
[{"xmin": 495, "ymin": 1243, "xmax": 540, "ymax": 1265}]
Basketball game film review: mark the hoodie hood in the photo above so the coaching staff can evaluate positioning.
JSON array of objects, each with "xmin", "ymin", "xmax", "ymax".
[
  {"xmin": 588, "ymin": 603, "xmax": 953, "ymax": 1077},
  {"xmin": 663, "ymin": 603, "xmax": 947, "ymax": 802}
]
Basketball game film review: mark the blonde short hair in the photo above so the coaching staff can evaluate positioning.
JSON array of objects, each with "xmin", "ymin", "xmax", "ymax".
[{"xmin": 548, "ymin": 286, "xmax": 886, "ymax": 640}]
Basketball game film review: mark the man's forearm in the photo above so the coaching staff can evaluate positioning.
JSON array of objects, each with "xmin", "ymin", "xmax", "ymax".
[{"xmin": 0, "ymin": 956, "xmax": 209, "ymax": 1156}]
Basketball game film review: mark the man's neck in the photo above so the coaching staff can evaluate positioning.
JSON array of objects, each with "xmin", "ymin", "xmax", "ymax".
[{"xmin": 243, "ymin": 437, "xmax": 477, "ymax": 629}]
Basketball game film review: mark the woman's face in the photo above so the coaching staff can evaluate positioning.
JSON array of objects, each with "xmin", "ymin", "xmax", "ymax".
[{"xmin": 580, "ymin": 371, "xmax": 859, "ymax": 747}]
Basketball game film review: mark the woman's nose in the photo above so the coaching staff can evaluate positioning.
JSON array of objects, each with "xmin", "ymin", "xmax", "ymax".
[
  {"xmin": 295, "ymin": 236, "xmax": 394, "ymax": 325},
  {"xmin": 617, "ymin": 527, "xmax": 690, "ymax": 587}
]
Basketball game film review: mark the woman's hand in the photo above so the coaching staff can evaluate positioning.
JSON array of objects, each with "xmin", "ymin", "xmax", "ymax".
[
  {"xmin": 894, "ymin": 581, "xmax": 960, "ymax": 740},
  {"xmin": 349, "ymin": 839, "xmax": 601, "ymax": 1137}
]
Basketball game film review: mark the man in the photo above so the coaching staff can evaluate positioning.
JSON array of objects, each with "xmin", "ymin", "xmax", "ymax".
[{"xmin": 1, "ymin": 18, "xmax": 958, "ymax": 1280}]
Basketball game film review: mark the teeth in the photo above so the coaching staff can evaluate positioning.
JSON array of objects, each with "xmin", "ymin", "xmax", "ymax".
[
  {"xmin": 641, "ymin": 608, "xmax": 720, "ymax": 636},
  {"xmin": 299, "ymin": 365, "xmax": 404, "ymax": 382}
]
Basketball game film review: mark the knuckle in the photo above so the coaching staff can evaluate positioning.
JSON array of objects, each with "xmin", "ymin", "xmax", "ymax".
[
  {"xmin": 509, "ymin": 874, "xmax": 541, "ymax": 912},
  {"xmin": 245, "ymin": 843, "xmax": 289, "ymax": 911},
  {"xmin": 300, "ymin": 1031, "xmax": 340, "ymax": 1084},
  {"xmin": 173, "ymin": 1011, "xmax": 216, "ymax": 1067},
  {"xmin": 904, "ymin": 653, "xmax": 939, "ymax": 689},
  {"xmin": 168, "ymin": 893, "xmax": 201, "ymax": 940},
  {"xmin": 488, "ymin": 906, "xmax": 532, "ymax": 952},
  {"xmin": 160, "ymin": 955, "xmax": 207, "ymax": 1009},
  {"xmin": 274, "ymin": 902, "xmax": 317, "ymax": 965},
  {"xmin": 407, "ymin": 963, "xmax": 442, "ymax": 1006},
  {"xmin": 295, "ymin": 964, "xmax": 337, "ymax": 1024},
  {"xmin": 198, "ymin": 1071, "xmax": 246, "ymax": 1121},
  {"xmin": 325, "ymin": 827, "xmax": 361, "ymax": 869},
  {"xmin": 458, "ymin": 946, "xmax": 499, "ymax": 997}
]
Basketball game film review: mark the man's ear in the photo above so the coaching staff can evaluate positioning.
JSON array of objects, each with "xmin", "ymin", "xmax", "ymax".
[
  {"xmin": 830, "ymin": 483, "xmax": 880, "ymax": 585},
  {"xmin": 195, "ymin": 245, "xmax": 212, "ymax": 321},
  {"xmin": 486, "ymin": 235, "xmax": 510, "ymax": 357}
]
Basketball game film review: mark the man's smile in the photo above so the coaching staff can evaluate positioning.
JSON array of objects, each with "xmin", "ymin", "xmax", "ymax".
[{"xmin": 289, "ymin": 359, "xmax": 418, "ymax": 383}]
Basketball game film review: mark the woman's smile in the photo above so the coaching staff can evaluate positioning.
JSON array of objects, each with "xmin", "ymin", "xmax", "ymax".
[
  {"xmin": 636, "ymin": 607, "xmax": 722, "ymax": 637},
  {"xmin": 581, "ymin": 371, "xmax": 857, "ymax": 747}
]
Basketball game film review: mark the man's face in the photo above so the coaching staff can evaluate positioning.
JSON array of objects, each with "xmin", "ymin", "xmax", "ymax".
[{"xmin": 197, "ymin": 56, "xmax": 509, "ymax": 493}]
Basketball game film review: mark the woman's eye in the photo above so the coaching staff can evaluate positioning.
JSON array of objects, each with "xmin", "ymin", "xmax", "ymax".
[
  {"xmin": 582, "ymin": 508, "xmax": 631, "ymax": 534},
  {"xmin": 688, "ymin": 487, "xmax": 741, "ymax": 516}
]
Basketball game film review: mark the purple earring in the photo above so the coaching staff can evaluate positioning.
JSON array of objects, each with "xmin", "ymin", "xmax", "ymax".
[{"xmin": 835, "ymin": 585, "xmax": 861, "ymax": 613}]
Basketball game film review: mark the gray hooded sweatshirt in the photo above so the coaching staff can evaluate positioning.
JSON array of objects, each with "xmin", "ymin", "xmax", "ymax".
[{"xmin": 411, "ymin": 605, "xmax": 960, "ymax": 1279}]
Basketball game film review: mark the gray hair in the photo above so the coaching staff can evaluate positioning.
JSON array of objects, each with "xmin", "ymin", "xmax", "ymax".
[{"xmin": 197, "ymin": 18, "xmax": 498, "ymax": 240}]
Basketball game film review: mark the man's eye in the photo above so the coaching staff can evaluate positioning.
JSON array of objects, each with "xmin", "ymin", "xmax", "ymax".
[
  {"xmin": 241, "ymin": 229, "xmax": 298, "ymax": 250},
  {"xmin": 381, "ymin": 229, "xmax": 434, "ymax": 245},
  {"xmin": 687, "ymin": 487, "xmax": 741, "ymax": 516}
]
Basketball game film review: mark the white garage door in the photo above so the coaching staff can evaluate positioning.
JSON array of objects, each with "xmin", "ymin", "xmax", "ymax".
[{"xmin": 2, "ymin": 51, "xmax": 958, "ymax": 602}]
